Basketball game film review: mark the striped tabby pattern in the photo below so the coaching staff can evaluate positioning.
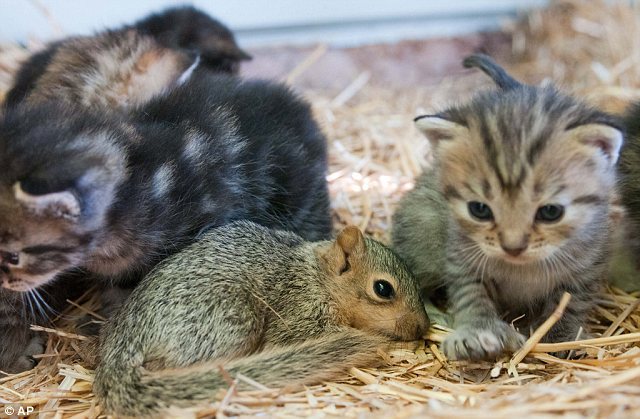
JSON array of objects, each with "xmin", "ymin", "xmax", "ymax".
[{"xmin": 393, "ymin": 54, "xmax": 622, "ymax": 360}]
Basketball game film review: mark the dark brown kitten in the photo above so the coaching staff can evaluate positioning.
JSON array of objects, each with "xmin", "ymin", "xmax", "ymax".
[{"xmin": 5, "ymin": 6, "xmax": 250, "ymax": 111}]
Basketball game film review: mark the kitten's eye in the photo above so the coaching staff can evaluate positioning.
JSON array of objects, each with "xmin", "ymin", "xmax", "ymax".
[
  {"xmin": 536, "ymin": 204, "xmax": 565, "ymax": 223},
  {"xmin": 468, "ymin": 201, "xmax": 494, "ymax": 221},
  {"xmin": 373, "ymin": 280, "xmax": 395, "ymax": 299}
]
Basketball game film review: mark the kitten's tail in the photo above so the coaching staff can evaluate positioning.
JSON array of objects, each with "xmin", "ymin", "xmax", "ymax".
[
  {"xmin": 94, "ymin": 330, "xmax": 386, "ymax": 416},
  {"xmin": 463, "ymin": 53, "xmax": 522, "ymax": 90}
]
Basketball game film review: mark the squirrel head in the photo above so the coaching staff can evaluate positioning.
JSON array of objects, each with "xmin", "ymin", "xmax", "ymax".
[{"xmin": 317, "ymin": 226, "xmax": 430, "ymax": 341}]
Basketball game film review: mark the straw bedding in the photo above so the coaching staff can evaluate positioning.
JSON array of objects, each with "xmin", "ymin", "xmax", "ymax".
[{"xmin": 1, "ymin": 1, "xmax": 640, "ymax": 417}]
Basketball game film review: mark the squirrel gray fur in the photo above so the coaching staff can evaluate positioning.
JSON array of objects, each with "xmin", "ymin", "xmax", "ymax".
[{"xmin": 94, "ymin": 221, "xmax": 430, "ymax": 416}]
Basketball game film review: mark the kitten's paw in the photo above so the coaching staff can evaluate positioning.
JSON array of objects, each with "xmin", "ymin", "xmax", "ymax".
[
  {"xmin": 443, "ymin": 321, "xmax": 525, "ymax": 361},
  {"xmin": 2, "ymin": 335, "xmax": 45, "ymax": 373}
]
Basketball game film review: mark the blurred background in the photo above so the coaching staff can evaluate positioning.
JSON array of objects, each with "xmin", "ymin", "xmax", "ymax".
[{"xmin": 4, "ymin": 0, "xmax": 546, "ymax": 47}]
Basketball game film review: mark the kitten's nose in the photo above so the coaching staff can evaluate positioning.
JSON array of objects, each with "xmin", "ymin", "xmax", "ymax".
[
  {"xmin": 501, "ymin": 244, "xmax": 527, "ymax": 257},
  {"xmin": 0, "ymin": 251, "xmax": 19, "ymax": 265}
]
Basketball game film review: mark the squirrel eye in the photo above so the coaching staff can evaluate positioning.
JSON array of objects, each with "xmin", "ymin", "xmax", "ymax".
[
  {"xmin": 468, "ymin": 201, "xmax": 494, "ymax": 221},
  {"xmin": 373, "ymin": 280, "xmax": 395, "ymax": 299}
]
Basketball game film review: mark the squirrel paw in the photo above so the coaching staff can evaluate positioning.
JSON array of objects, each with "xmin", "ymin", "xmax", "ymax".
[{"xmin": 443, "ymin": 321, "xmax": 525, "ymax": 361}]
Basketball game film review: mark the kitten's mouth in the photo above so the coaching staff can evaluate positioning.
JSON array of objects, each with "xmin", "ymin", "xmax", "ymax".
[
  {"xmin": 2, "ymin": 279, "xmax": 37, "ymax": 292},
  {"xmin": 0, "ymin": 272, "xmax": 50, "ymax": 292},
  {"xmin": 500, "ymin": 253, "xmax": 534, "ymax": 265}
]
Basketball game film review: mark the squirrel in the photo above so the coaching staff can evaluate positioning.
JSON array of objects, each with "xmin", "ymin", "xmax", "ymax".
[{"xmin": 93, "ymin": 221, "xmax": 430, "ymax": 416}]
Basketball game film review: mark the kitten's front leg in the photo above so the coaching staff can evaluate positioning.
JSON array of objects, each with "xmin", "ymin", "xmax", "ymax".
[
  {"xmin": 0, "ymin": 319, "xmax": 44, "ymax": 373},
  {"xmin": 443, "ymin": 269, "xmax": 525, "ymax": 361}
]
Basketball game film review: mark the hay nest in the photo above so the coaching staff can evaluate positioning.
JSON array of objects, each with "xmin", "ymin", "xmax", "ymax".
[{"xmin": 2, "ymin": 1, "xmax": 640, "ymax": 417}]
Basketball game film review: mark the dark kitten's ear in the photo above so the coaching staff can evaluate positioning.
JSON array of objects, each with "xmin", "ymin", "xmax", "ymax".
[
  {"xmin": 13, "ymin": 181, "xmax": 80, "ymax": 219},
  {"xmin": 566, "ymin": 123, "xmax": 623, "ymax": 166},
  {"xmin": 223, "ymin": 46, "xmax": 251, "ymax": 61},
  {"xmin": 414, "ymin": 115, "xmax": 468, "ymax": 149}
]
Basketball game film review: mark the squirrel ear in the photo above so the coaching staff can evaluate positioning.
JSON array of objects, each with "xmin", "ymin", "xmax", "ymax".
[
  {"xmin": 565, "ymin": 124, "xmax": 623, "ymax": 166},
  {"xmin": 336, "ymin": 226, "xmax": 365, "ymax": 255},
  {"xmin": 13, "ymin": 181, "xmax": 80, "ymax": 220},
  {"xmin": 318, "ymin": 226, "xmax": 365, "ymax": 275},
  {"xmin": 414, "ymin": 115, "xmax": 468, "ymax": 151}
]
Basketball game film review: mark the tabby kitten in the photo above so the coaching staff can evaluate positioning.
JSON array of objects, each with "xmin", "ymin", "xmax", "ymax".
[
  {"xmin": 392, "ymin": 54, "xmax": 622, "ymax": 360},
  {"xmin": 0, "ymin": 73, "xmax": 330, "ymax": 372},
  {"xmin": 618, "ymin": 102, "xmax": 640, "ymax": 283},
  {"xmin": 5, "ymin": 6, "xmax": 250, "ymax": 110}
]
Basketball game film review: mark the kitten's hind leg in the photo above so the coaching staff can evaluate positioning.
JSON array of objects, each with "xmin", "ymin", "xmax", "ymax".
[{"xmin": 443, "ymin": 269, "xmax": 525, "ymax": 361}]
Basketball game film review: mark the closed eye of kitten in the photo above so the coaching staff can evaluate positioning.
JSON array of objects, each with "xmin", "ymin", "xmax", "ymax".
[{"xmin": 393, "ymin": 53, "xmax": 622, "ymax": 361}]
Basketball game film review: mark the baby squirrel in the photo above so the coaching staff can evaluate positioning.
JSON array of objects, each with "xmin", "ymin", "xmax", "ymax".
[{"xmin": 94, "ymin": 221, "xmax": 429, "ymax": 416}]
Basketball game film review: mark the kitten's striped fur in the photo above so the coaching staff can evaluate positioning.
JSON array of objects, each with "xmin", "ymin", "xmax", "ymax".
[{"xmin": 393, "ymin": 54, "xmax": 622, "ymax": 360}]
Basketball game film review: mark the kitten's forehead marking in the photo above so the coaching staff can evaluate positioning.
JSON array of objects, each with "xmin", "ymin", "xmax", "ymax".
[{"xmin": 469, "ymin": 91, "xmax": 577, "ymax": 197}]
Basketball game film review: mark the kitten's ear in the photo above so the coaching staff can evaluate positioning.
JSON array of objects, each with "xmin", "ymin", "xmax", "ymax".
[
  {"xmin": 567, "ymin": 124, "xmax": 623, "ymax": 166},
  {"xmin": 414, "ymin": 115, "xmax": 468, "ymax": 149},
  {"xmin": 13, "ymin": 182, "xmax": 81, "ymax": 219},
  {"xmin": 224, "ymin": 46, "xmax": 252, "ymax": 61}
]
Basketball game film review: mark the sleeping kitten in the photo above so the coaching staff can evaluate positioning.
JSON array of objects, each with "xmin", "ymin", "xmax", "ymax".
[
  {"xmin": 392, "ymin": 54, "xmax": 622, "ymax": 360},
  {"xmin": 5, "ymin": 6, "xmax": 250, "ymax": 110},
  {"xmin": 0, "ymin": 73, "xmax": 330, "ymax": 372}
]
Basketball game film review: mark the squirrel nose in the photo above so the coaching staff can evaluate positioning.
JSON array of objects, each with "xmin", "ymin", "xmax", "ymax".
[
  {"xmin": 417, "ymin": 319, "xmax": 430, "ymax": 339},
  {"xmin": 415, "ymin": 311, "xmax": 430, "ymax": 339},
  {"xmin": 501, "ymin": 244, "xmax": 527, "ymax": 257}
]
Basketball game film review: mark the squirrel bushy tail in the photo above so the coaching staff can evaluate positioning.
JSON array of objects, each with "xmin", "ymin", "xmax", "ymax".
[{"xmin": 96, "ymin": 329, "xmax": 386, "ymax": 416}]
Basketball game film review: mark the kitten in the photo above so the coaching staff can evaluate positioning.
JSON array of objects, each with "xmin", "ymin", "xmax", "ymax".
[
  {"xmin": 133, "ymin": 6, "xmax": 251, "ymax": 74},
  {"xmin": 392, "ymin": 54, "xmax": 622, "ymax": 361},
  {"xmin": 5, "ymin": 6, "xmax": 250, "ymax": 110},
  {"xmin": 0, "ymin": 73, "xmax": 330, "ymax": 372},
  {"xmin": 620, "ymin": 103, "xmax": 640, "ymax": 274}
]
